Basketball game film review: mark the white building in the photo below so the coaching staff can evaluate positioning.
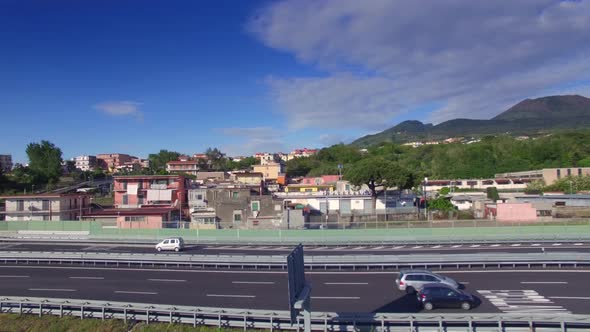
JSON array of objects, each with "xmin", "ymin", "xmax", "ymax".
[
  {"xmin": 0, "ymin": 154, "xmax": 13, "ymax": 172},
  {"xmin": 0, "ymin": 193, "xmax": 91, "ymax": 221},
  {"xmin": 74, "ymin": 155, "xmax": 97, "ymax": 172}
]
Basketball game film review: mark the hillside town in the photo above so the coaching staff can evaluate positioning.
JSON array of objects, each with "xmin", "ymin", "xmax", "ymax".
[{"xmin": 3, "ymin": 146, "xmax": 590, "ymax": 230}]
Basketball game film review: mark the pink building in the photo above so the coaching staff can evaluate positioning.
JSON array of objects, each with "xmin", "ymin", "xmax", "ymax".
[
  {"xmin": 96, "ymin": 153, "xmax": 133, "ymax": 172},
  {"xmin": 302, "ymin": 175, "xmax": 340, "ymax": 185},
  {"xmin": 113, "ymin": 175, "xmax": 189, "ymax": 210},
  {"xmin": 494, "ymin": 202, "xmax": 538, "ymax": 222},
  {"xmin": 82, "ymin": 207, "xmax": 175, "ymax": 229}
]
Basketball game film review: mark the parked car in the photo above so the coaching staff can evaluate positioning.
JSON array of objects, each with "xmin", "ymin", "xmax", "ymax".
[
  {"xmin": 155, "ymin": 237, "xmax": 185, "ymax": 252},
  {"xmin": 395, "ymin": 270, "xmax": 460, "ymax": 293},
  {"xmin": 417, "ymin": 283, "xmax": 476, "ymax": 311}
]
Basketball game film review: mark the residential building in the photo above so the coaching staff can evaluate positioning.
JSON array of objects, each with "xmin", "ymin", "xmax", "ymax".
[
  {"xmin": 196, "ymin": 171, "xmax": 228, "ymax": 182},
  {"xmin": 285, "ymin": 183, "xmax": 336, "ymax": 193},
  {"xmin": 113, "ymin": 175, "xmax": 189, "ymax": 213},
  {"xmin": 73, "ymin": 155, "xmax": 97, "ymax": 172},
  {"xmin": 253, "ymin": 162, "xmax": 284, "ymax": 181},
  {"xmin": 0, "ymin": 154, "xmax": 13, "ymax": 172},
  {"xmin": 233, "ymin": 172, "xmax": 263, "ymax": 186},
  {"xmin": 496, "ymin": 167, "xmax": 590, "ymax": 186},
  {"xmin": 188, "ymin": 188, "xmax": 217, "ymax": 229},
  {"xmin": 254, "ymin": 152, "xmax": 279, "ymax": 165},
  {"xmin": 301, "ymin": 175, "xmax": 340, "ymax": 185},
  {"xmin": 0, "ymin": 193, "xmax": 90, "ymax": 221},
  {"xmin": 82, "ymin": 207, "xmax": 175, "ymax": 229},
  {"xmin": 167, "ymin": 160, "xmax": 200, "ymax": 175},
  {"xmin": 287, "ymin": 148, "xmax": 318, "ymax": 161},
  {"xmin": 96, "ymin": 153, "xmax": 133, "ymax": 172}
]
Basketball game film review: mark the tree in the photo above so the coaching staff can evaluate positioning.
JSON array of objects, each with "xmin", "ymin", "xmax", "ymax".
[
  {"xmin": 26, "ymin": 140, "xmax": 63, "ymax": 184},
  {"xmin": 148, "ymin": 150, "xmax": 181, "ymax": 172},
  {"xmin": 345, "ymin": 157, "xmax": 414, "ymax": 209},
  {"xmin": 486, "ymin": 187, "xmax": 500, "ymax": 201},
  {"xmin": 204, "ymin": 147, "xmax": 228, "ymax": 171},
  {"xmin": 427, "ymin": 197, "xmax": 456, "ymax": 212}
]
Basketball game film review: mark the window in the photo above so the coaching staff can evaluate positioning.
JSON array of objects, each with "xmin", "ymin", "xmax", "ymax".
[
  {"xmin": 138, "ymin": 196, "xmax": 144, "ymax": 205},
  {"xmin": 251, "ymin": 201, "xmax": 260, "ymax": 212},
  {"xmin": 42, "ymin": 215, "xmax": 50, "ymax": 221},
  {"xmin": 567, "ymin": 168, "xmax": 571, "ymax": 176},
  {"xmin": 122, "ymin": 181, "xmax": 128, "ymax": 190},
  {"xmin": 579, "ymin": 168, "xmax": 583, "ymax": 176},
  {"xmin": 137, "ymin": 181, "xmax": 143, "ymax": 189},
  {"xmin": 231, "ymin": 192, "xmax": 239, "ymax": 199},
  {"xmin": 233, "ymin": 210, "xmax": 242, "ymax": 222},
  {"xmin": 42, "ymin": 200, "xmax": 50, "ymax": 211},
  {"xmin": 124, "ymin": 216, "xmax": 145, "ymax": 222},
  {"xmin": 197, "ymin": 194, "xmax": 203, "ymax": 200},
  {"xmin": 557, "ymin": 169, "xmax": 561, "ymax": 179},
  {"xmin": 16, "ymin": 200, "xmax": 24, "ymax": 211},
  {"xmin": 122, "ymin": 195, "xmax": 128, "ymax": 205}
]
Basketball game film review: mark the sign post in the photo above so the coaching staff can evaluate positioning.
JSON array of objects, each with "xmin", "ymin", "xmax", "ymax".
[{"xmin": 287, "ymin": 244, "xmax": 312, "ymax": 332}]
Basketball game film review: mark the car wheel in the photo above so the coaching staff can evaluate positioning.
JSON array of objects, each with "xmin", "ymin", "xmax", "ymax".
[
  {"xmin": 424, "ymin": 302, "xmax": 434, "ymax": 311},
  {"xmin": 157, "ymin": 247, "xmax": 162, "ymax": 252},
  {"xmin": 461, "ymin": 302, "xmax": 471, "ymax": 310},
  {"xmin": 405, "ymin": 286, "xmax": 415, "ymax": 294},
  {"xmin": 174, "ymin": 247, "xmax": 179, "ymax": 252}
]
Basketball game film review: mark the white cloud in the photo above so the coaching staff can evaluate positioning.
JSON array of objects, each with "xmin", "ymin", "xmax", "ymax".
[
  {"xmin": 94, "ymin": 101, "xmax": 144, "ymax": 121},
  {"xmin": 216, "ymin": 126, "xmax": 288, "ymax": 156},
  {"xmin": 248, "ymin": 0, "xmax": 590, "ymax": 127}
]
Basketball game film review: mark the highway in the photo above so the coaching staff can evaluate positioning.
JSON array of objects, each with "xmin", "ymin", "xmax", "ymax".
[
  {"xmin": 0, "ymin": 265, "xmax": 588, "ymax": 314},
  {"xmin": 1, "ymin": 240, "xmax": 590, "ymax": 256}
]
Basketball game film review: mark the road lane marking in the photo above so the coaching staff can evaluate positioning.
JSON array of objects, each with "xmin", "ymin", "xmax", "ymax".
[
  {"xmin": 392, "ymin": 246, "xmax": 405, "ymax": 249},
  {"xmin": 490, "ymin": 244, "xmax": 501, "ymax": 247},
  {"xmin": 520, "ymin": 281, "xmax": 568, "ymax": 284},
  {"xmin": 0, "ymin": 275, "xmax": 29, "ymax": 278},
  {"xmin": 478, "ymin": 290, "xmax": 569, "ymax": 313},
  {"xmin": 207, "ymin": 294, "xmax": 255, "ymax": 298},
  {"xmin": 312, "ymin": 296, "xmax": 360, "ymax": 300},
  {"xmin": 324, "ymin": 282, "xmax": 369, "ymax": 285},
  {"xmin": 550, "ymin": 296, "xmax": 590, "ymax": 300},
  {"xmin": 29, "ymin": 288, "xmax": 76, "ymax": 292},
  {"xmin": 232, "ymin": 281, "xmax": 275, "ymax": 285},
  {"xmin": 531, "ymin": 244, "xmax": 541, "ymax": 246},
  {"xmin": 431, "ymin": 245, "xmax": 442, "ymax": 249},
  {"xmin": 510, "ymin": 244, "xmax": 521, "ymax": 247},
  {"xmin": 470, "ymin": 245, "xmax": 480, "ymax": 248},
  {"xmin": 147, "ymin": 279, "xmax": 186, "ymax": 282},
  {"xmin": 69, "ymin": 276, "xmax": 104, "ymax": 280},
  {"xmin": 115, "ymin": 291, "xmax": 158, "ymax": 295},
  {"xmin": 574, "ymin": 243, "xmax": 584, "ymax": 246},
  {"xmin": 552, "ymin": 243, "xmax": 562, "ymax": 246},
  {"xmin": 451, "ymin": 245, "xmax": 463, "ymax": 248},
  {"xmin": 373, "ymin": 246, "xmax": 384, "ymax": 250}
]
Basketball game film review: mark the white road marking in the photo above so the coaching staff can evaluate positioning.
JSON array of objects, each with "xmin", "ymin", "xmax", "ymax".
[
  {"xmin": 478, "ymin": 290, "xmax": 569, "ymax": 313},
  {"xmin": 451, "ymin": 245, "xmax": 463, "ymax": 248},
  {"xmin": 531, "ymin": 244, "xmax": 541, "ymax": 246},
  {"xmin": 115, "ymin": 291, "xmax": 158, "ymax": 295},
  {"xmin": 232, "ymin": 281, "xmax": 275, "ymax": 285},
  {"xmin": 69, "ymin": 276, "xmax": 104, "ymax": 280},
  {"xmin": 324, "ymin": 282, "xmax": 369, "ymax": 285},
  {"xmin": 470, "ymin": 245, "xmax": 480, "ymax": 248},
  {"xmin": 520, "ymin": 281, "xmax": 568, "ymax": 284},
  {"xmin": 207, "ymin": 294, "xmax": 255, "ymax": 298},
  {"xmin": 392, "ymin": 246, "xmax": 405, "ymax": 249},
  {"xmin": 352, "ymin": 246, "xmax": 365, "ymax": 250},
  {"xmin": 29, "ymin": 288, "xmax": 76, "ymax": 292},
  {"xmin": 552, "ymin": 243, "xmax": 562, "ymax": 246},
  {"xmin": 412, "ymin": 246, "xmax": 423, "ymax": 249},
  {"xmin": 550, "ymin": 296, "xmax": 590, "ymax": 300},
  {"xmin": 0, "ymin": 275, "xmax": 29, "ymax": 278},
  {"xmin": 490, "ymin": 244, "xmax": 501, "ymax": 247},
  {"xmin": 431, "ymin": 245, "xmax": 442, "ymax": 249},
  {"xmin": 312, "ymin": 296, "xmax": 360, "ymax": 300},
  {"xmin": 373, "ymin": 246, "xmax": 384, "ymax": 250},
  {"xmin": 510, "ymin": 244, "xmax": 521, "ymax": 247},
  {"xmin": 148, "ymin": 279, "xmax": 186, "ymax": 282},
  {"xmin": 574, "ymin": 243, "xmax": 584, "ymax": 246}
]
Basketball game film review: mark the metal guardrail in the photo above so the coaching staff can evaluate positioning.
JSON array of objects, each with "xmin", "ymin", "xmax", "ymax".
[
  {"xmin": 0, "ymin": 251, "xmax": 589, "ymax": 270},
  {"xmin": 1, "ymin": 296, "xmax": 589, "ymax": 331}
]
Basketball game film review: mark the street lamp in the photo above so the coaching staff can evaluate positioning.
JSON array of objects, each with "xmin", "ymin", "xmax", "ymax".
[{"xmin": 424, "ymin": 177, "xmax": 428, "ymax": 221}]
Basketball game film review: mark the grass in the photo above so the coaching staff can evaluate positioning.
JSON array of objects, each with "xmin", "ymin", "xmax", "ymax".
[{"xmin": 0, "ymin": 314, "xmax": 262, "ymax": 332}]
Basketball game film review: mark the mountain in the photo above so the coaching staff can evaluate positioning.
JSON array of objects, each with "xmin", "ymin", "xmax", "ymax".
[{"xmin": 352, "ymin": 95, "xmax": 590, "ymax": 147}]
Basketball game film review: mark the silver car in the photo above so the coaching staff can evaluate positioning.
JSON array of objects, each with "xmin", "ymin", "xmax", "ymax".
[
  {"xmin": 395, "ymin": 270, "xmax": 459, "ymax": 293},
  {"xmin": 155, "ymin": 237, "xmax": 185, "ymax": 252}
]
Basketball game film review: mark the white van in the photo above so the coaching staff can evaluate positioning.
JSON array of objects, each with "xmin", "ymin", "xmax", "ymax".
[{"xmin": 155, "ymin": 237, "xmax": 185, "ymax": 252}]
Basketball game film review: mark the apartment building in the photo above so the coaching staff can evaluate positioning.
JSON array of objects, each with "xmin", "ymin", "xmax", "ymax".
[
  {"xmin": 496, "ymin": 167, "xmax": 590, "ymax": 186},
  {"xmin": 0, "ymin": 154, "xmax": 13, "ymax": 172},
  {"xmin": 166, "ymin": 160, "xmax": 200, "ymax": 175},
  {"xmin": 0, "ymin": 193, "xmax": 90, "ymax": 221},
  {"xmin": 73, "ymin": 155, "xmax": 97, "ymax": 172},
  {"xmin": 113, "ymin": 175, "xmax": 189, "ymax": 209},
  {"xmin": 96, "ymin": 153, "xmax": 133, "ymax": 172},
  {"xmin": 253, "ymin": 162, "xmax": 284, "ymax": 181}
]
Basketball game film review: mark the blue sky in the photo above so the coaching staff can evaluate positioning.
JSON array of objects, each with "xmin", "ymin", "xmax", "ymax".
[{"xmin": 2, "ymin": 0, "xmax": 590, "ymax": 164}]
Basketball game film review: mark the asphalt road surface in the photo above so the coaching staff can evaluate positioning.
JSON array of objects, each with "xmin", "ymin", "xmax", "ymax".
[
  {"xmin": 1, "ymin": 241, "xmax": 590, "ymax": 256},
  {"xmin": 0, "ymin": 265, "xmax": 587, "ymax": 314}
]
